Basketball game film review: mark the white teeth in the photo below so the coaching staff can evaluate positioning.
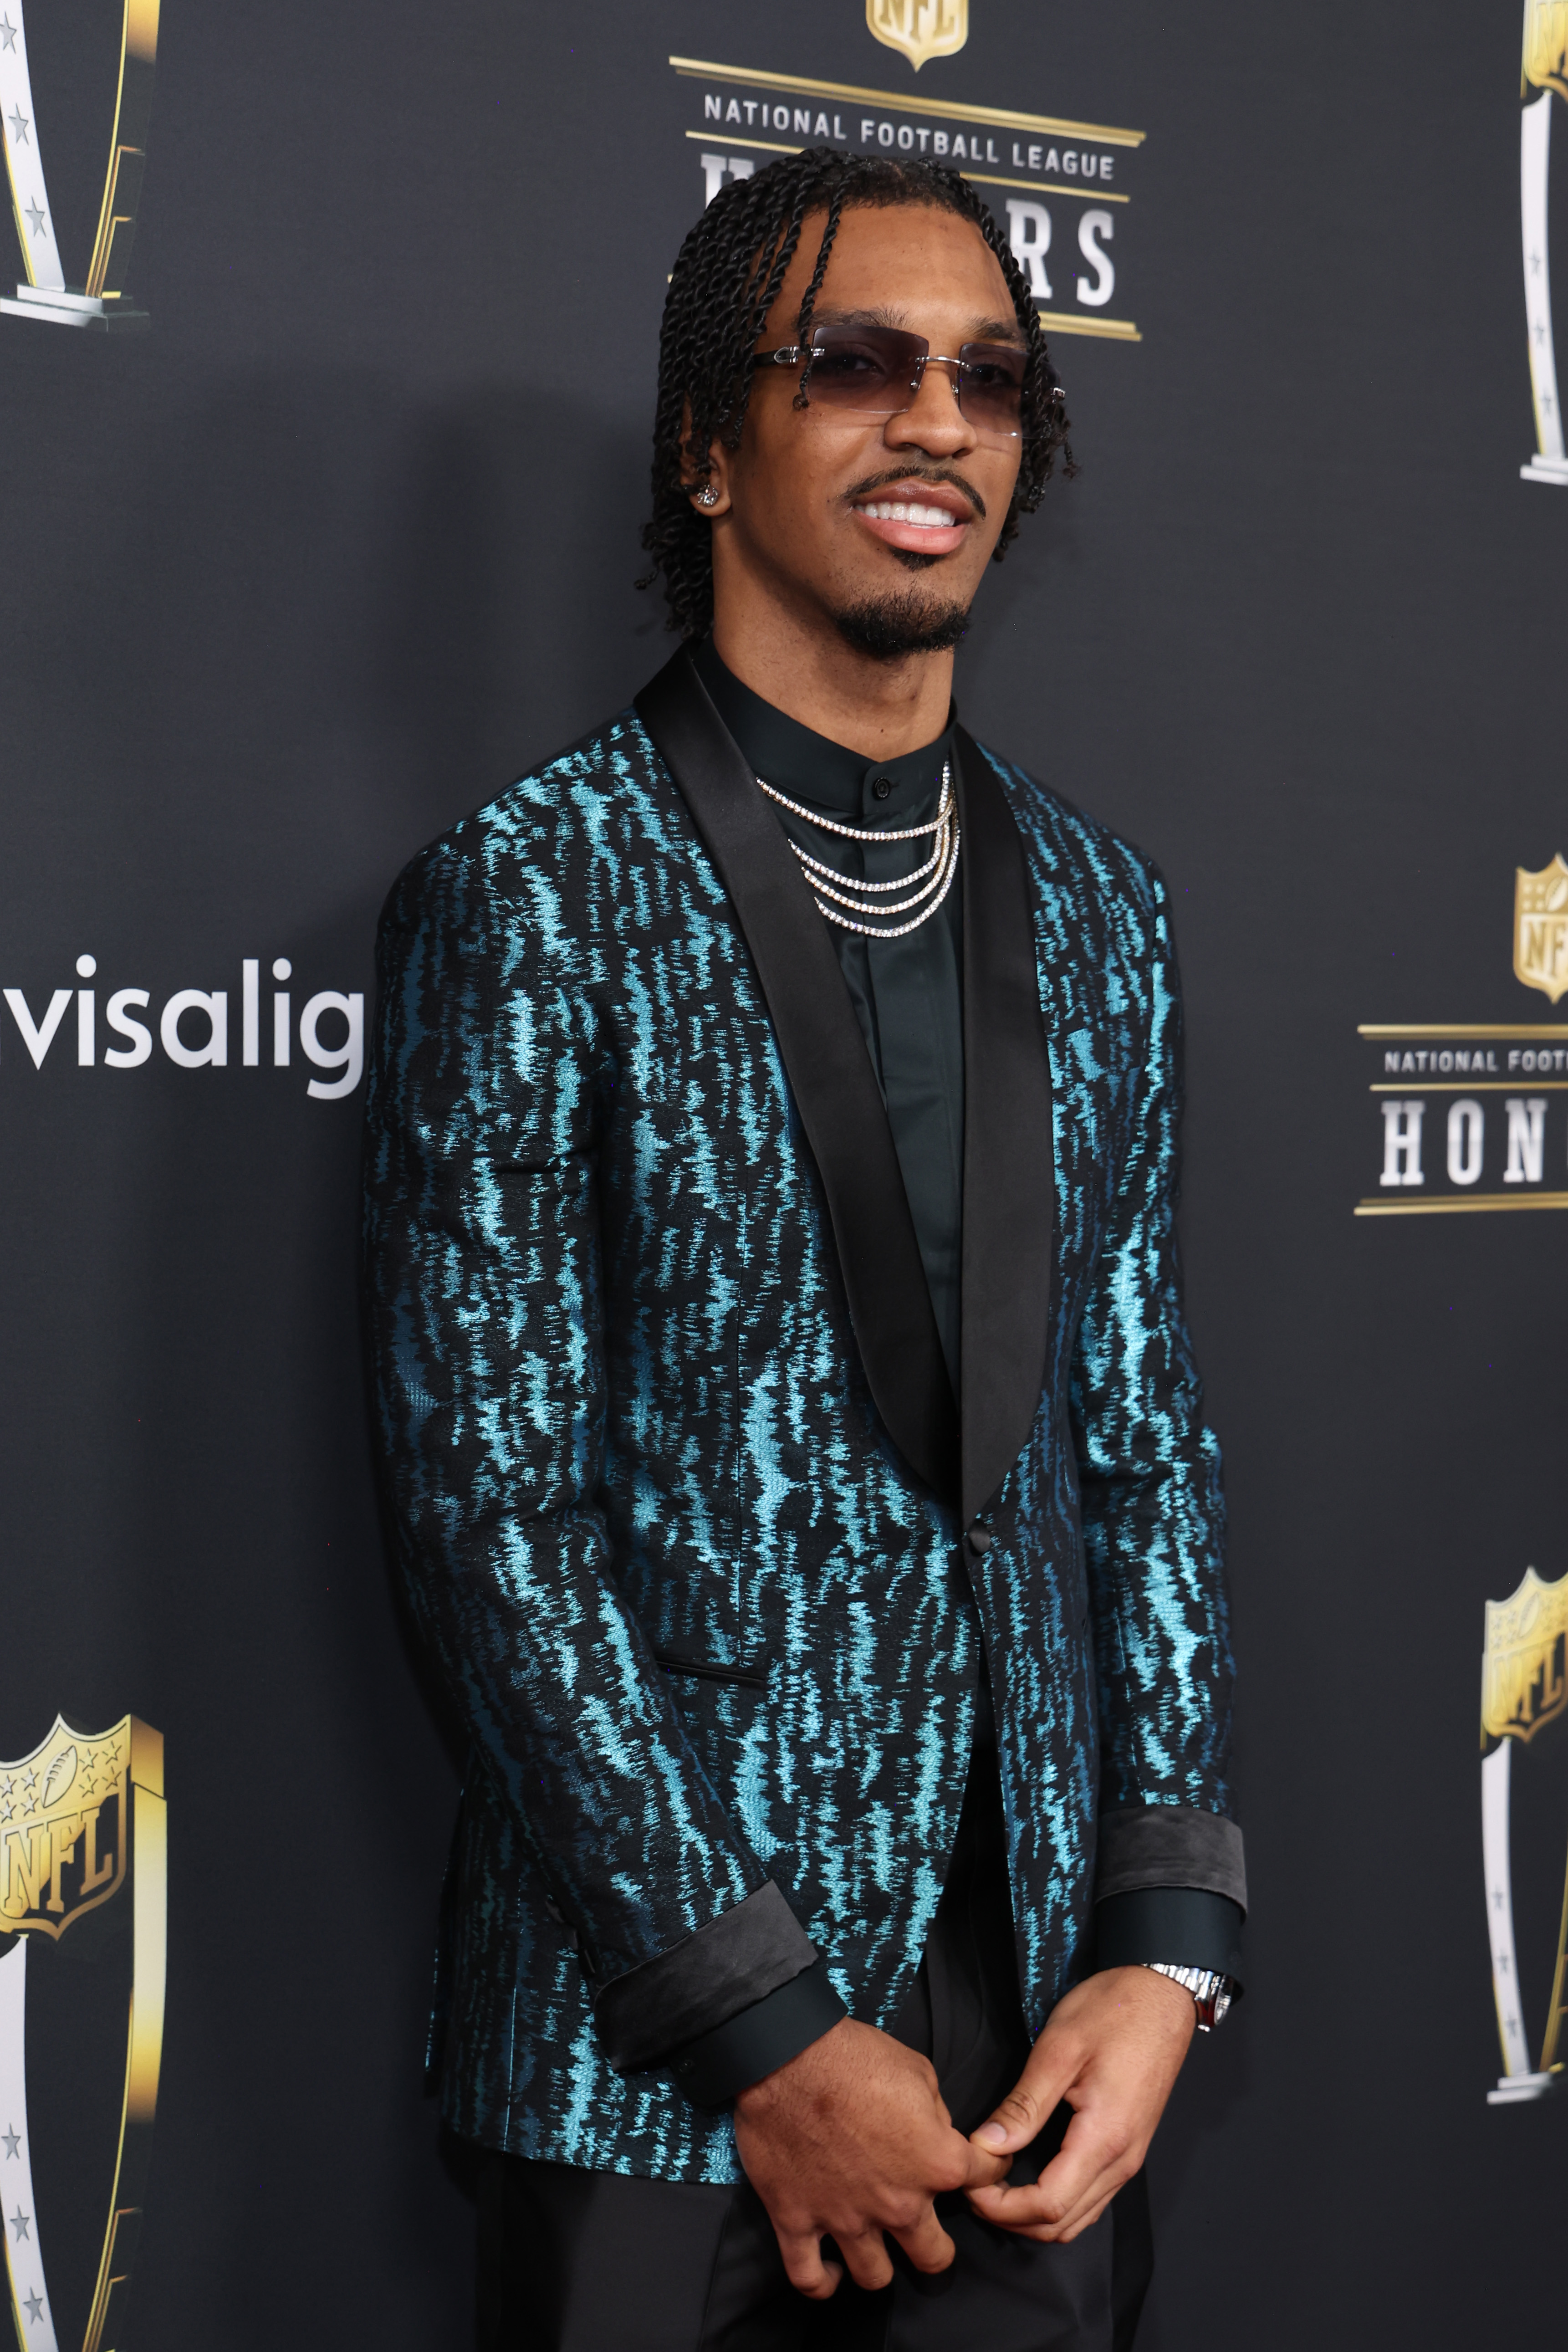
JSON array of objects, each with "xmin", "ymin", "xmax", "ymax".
[{"xmin": 858, "ymin": 499, "xmax": 960, "ymax": 528}]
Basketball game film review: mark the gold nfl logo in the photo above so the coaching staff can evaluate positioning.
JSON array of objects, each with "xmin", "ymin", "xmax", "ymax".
[
  {"xmin": 865, "ymin": 0, "xmax": 968, "ymax": 73},
  {"xmin": 1514, "ymin": 854, "xmax": 1568, "ymax": 1002},
  {"xmin": 0, "ymin": 1715, "xmax": 165, "ymax": 2351},
  {"xmin": 1479, "ymin": 1571, "xmax": 1568, "ymax": 2105}
]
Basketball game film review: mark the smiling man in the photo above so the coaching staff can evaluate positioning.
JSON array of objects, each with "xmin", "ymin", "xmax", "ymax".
[{"xmin": 365, "ymin": 152, "xmax": 1244, "ymax": 2352}]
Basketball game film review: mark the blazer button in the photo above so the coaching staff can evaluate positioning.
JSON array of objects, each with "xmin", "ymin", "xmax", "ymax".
[{"xmin": 966, "ymin": 1525, "xmax": 992, "ymax": 1558}]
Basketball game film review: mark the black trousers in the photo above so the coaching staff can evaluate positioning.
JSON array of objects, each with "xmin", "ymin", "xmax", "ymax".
[
  {"xmin": 475, "ymin": 2151, "xmax": 1151, "ymax": 2352},
  {"xmin": 477, "ymin": 1738, "xmax": 1153, "ymax": 2349}
]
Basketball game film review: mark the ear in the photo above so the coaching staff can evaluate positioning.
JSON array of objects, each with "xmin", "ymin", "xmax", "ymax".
[{"xmin": 678, "ymin": 396, "xmax": 734, "ymax": 517}]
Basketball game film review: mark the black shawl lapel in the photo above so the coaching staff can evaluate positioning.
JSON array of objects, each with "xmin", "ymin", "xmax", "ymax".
[
  {"xmin": 955, "ymin": 730, "xmax": 1055, "ymax": 1528},
  {"xmin": 635, "ymin": 649, "xmax": 959, "ymax": 1502}
]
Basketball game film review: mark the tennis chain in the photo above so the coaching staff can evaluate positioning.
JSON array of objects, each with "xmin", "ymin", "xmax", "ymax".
[{"xmin": 756, "ymin": 764, "xmax": 960, "ymax": 940}]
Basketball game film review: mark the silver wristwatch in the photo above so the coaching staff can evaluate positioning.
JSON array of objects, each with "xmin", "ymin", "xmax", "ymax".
[{"xmin": 1143, "ymin": 1963, "xmax": 1235, "ymax": 2032}]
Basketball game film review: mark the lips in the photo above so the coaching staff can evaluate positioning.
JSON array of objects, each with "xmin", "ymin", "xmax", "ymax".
[{"xmin": 852, "ymin": 478, "xmax": 973, "ymax": 555}]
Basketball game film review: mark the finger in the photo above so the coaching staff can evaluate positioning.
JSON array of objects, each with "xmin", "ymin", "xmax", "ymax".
[
  {"xmin": 1040, "ymin": 2103, "xmax": 1144, "ymax": 2223},
  {"xmin": 965, "ymin": 2179, "xmax": 1049, "ymax": 2230},
  {"xmin": 970, "ymin": 2037, "xmax": 1078, "ymax": 2155},
  {"xmin": 837, "ymin": 2228, "xmax": 896, "ymax": 2293},
  {"xmin": 967, "ymin": 2131, "xmax": 1137, "ymax": 2243},
  {"xmin": 890, "ymin": 2204, "xmax": 958, "ymax": 2277},
  {"xmin": 966, "ymin": 2178, "xmax": 1120, "ymax": 2244},
  {"xmin": 961, "ymin": 2136, "xmax": 1012, "ymax": 2190},
  {"xmin": 774, "ymin": 2227, "xmax": 843, "ymax": 2301},
  {"xmin": 1051, "ymin": 2187, "xmax": 1117, "ymax": 2243}
]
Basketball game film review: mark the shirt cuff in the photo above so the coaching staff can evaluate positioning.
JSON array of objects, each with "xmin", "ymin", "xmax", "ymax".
[
  {"xmin": 1094, "ymin": 1887, "xmax": 1245, "ymax": 1985},
  {"xmin": 667, "ymin": 1964, "xmax": 849, "ymax": 2108},
  {"xmin": 592, "ymin": 1880, "xmax": 819, "ymax": 2074}
]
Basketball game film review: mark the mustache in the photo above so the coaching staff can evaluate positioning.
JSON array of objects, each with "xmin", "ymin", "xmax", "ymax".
[{"xmin": 841, "ymin": 465, "xmax": 987, "ymax": 522}]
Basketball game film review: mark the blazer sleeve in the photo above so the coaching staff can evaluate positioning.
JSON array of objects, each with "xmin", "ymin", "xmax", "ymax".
[
  {"xmin": 1067, "ymin": 859, "xmax": 1247, "ymax": 1924},
  {"xmin": 361, "ymin": 828, "xmax": 820, "ymax": 2075}
]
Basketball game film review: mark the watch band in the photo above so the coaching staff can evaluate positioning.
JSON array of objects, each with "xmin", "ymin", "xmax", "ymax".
[{"xmin": 1142, "ymin": 1961, "xmax": 1235, "ymax": 2032}]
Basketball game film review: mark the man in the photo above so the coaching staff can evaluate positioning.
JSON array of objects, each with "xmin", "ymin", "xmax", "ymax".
[{"xmin": 364, "ymin": 151, "xmax": 1244, "ymax": 2352}]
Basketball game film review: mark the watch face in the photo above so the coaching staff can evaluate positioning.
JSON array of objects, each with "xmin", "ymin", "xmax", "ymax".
[
  {"xmin": 1144, "ymin": 1962, "xmax": 1236, "ymax": 2029},
  {"xmin": 1197, "ymin": 1980, "xmax": 1233, "ymax": 2031}
]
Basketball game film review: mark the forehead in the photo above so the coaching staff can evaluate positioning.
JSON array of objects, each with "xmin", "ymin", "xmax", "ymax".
[{"xmin": 766, "ymin": 202, "xmax": 1019, "ymax": 339}]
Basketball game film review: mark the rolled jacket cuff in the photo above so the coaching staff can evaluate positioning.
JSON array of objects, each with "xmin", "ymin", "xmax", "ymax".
[
  {"xmin": 668, "ymin": 1964, "xmax": 848, "ymax": 2108},
  {"xmin": 1094, "ymin": 1887, "xmax": 1245, "ymax": 1985},
  {"xmin": 1095, "ymin": 1804, "xmax": 1247, "ymax": 1912},
  {"xmin": 592, "ymin": 1880, "xmax": 819, "ymax": 2074}
]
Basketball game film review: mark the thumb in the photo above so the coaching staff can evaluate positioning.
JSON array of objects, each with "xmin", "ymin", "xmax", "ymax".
[{"xmin": 971, "ymin": 2038, "xmax": 1076, "ymax": 2155}]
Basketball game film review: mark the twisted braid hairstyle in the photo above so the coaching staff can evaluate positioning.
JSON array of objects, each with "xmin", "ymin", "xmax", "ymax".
[{"xmin": 640, "ymin": 147, "xmax": 1073, "ymax": 638}]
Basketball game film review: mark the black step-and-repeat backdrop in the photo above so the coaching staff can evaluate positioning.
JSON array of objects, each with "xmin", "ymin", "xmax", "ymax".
[{"xmin": 1, "ymin": 2, "xmax": 1563, "ymax": 2345}]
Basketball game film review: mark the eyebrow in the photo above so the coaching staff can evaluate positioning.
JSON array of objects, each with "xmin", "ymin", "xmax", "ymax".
[{"xmin": 808, "ymin": 303, "xmax": 1026, "ymax": 348}]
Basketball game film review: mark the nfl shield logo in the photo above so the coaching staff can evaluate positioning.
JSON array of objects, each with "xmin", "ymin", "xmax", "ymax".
[
  {"xmin": 865, "ymin": 0, "xmax": 969, "ymax": 73},
  {"xmin": 0, "ymin": 1716, "xmax": 165, "ymax": 2351},
  {"xmin": 1482, "ymin": 1568, "xmax": 1568, "ymax": 1746},
  {"xmin": 1514, "ymin": 854, "xmax": 1568, "ymax": 1002},
  {"xmin": 1479, "ymin": 1571, "xmax": 1568, "ymax": 2104}
]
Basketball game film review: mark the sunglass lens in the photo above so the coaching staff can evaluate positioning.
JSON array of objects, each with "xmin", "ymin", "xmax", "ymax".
[
  {"xmin": 806, "ymin": 326, "xmax": 925, "ymax": 414},
  {"xmin": 958, "ymin": 344, "xmax": 1025, "ymax": 437}
]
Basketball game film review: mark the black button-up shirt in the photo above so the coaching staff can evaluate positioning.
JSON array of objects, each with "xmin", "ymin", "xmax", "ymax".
[
  {"xmin": 670, "ymin": 640, "xmax": 1244, "ymax": 2113},
  {"xmin": 693, "ymin": 637, "xmax": 963, "ymax": 1389}
]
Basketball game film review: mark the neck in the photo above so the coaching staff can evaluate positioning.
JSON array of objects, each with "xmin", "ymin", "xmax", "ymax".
[{"xmin": 710, "ymin": 590, "xmax": 955, "ymax": 760}]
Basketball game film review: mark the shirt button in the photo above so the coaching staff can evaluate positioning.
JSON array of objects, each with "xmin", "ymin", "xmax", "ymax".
[{"xmin": 871, "ymin": 777, "xmax": 893, "ymax": 801}]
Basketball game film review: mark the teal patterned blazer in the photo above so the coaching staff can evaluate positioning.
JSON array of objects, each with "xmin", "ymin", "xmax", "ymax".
[{"xmin": 362, "ymin": 650, "xmax": 1240, "ymax": 2185}]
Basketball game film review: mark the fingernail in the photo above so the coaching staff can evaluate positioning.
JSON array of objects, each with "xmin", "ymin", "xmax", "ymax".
[{"xmin": 977, "ymin": 2121, "xmax": 1008, "ymax": 2148}]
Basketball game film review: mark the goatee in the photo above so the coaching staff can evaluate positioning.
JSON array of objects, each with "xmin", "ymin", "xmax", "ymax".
[{"xmin": 830, "ymin": 589, "xmax": 971, "ymax": 663}]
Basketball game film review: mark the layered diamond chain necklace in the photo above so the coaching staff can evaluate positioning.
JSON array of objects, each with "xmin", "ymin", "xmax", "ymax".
[{"xmin": 755, "ymin": 763, "xmax": 960, "ymax": 941}]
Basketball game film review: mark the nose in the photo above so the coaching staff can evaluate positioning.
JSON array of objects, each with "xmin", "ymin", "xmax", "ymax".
[{"xmin": 883, "ymin": 357, "xmax": 977, "ymax": 457}]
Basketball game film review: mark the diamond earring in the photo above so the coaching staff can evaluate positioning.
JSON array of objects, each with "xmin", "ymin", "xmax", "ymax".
[{"xmin": 695, "ymin": 482, "xmax": 720, "ymax": 508}]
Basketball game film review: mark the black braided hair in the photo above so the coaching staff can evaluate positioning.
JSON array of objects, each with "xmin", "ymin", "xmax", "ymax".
[{"xmin": 639, "ymin": 147, "xmax": 1073, "ymax": 638}]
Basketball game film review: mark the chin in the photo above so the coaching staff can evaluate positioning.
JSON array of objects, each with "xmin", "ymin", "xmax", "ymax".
[{"xmin": 830, "ymin": 588, "xmax": 972, "ymax": 662}]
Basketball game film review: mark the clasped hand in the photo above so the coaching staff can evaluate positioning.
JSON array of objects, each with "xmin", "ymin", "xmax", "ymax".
[{"xmin": 733, "ymin": 1967, "xmax": 1195, "ymax": 2298}]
